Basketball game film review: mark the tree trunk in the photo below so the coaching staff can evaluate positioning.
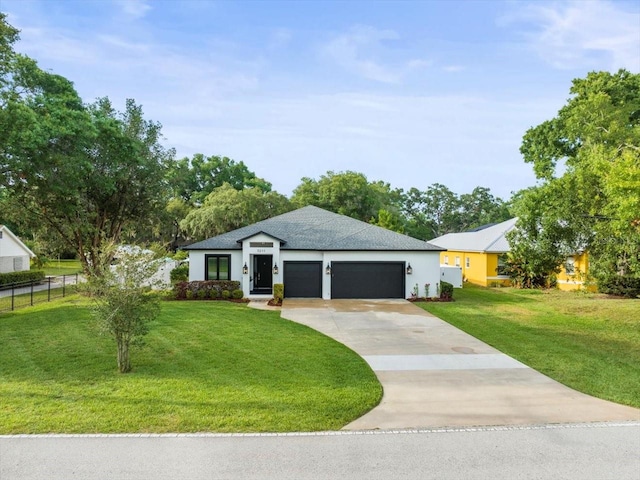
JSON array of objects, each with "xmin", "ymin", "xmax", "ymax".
[{"xmin": 117, "ymin": 338, "xmax": 131, "ymax": 373}]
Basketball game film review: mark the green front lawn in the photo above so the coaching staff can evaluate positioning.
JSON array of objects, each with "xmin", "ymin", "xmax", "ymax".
[
  {"xmin": 419, "ymin": 284, "xmax": 640, "ymax": 408},
  {"xmin": 0, "ymin": 298, "xmax": 382, "ymax": 433},
  {"xmin": 41, "ymin": 259, "xmax": 83, "ymax": 276}
]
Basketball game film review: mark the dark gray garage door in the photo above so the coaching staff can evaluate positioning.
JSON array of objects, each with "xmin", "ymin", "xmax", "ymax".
[
  {"xmin": 283, "ymin": 261, "xmax": 322, "ymax": 298},
  {"xmin": 331, "ymin": 262, "xmax": 405, "ymax": 299}
]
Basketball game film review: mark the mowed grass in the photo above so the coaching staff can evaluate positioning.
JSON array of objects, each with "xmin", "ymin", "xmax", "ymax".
[
  {"xmin": 419, "ymin": 284, "xmax": 640, "ymax": 408},
  {"xmin": 0, "ymin": 298, "xmax": 382, "ymax": 433},
  {"xmin": 42, "ymin": 259, "xmax": 83, "ymax": 276}
]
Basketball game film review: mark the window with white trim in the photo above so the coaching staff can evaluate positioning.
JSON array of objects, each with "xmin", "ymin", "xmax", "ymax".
[
  {"xmin": 444, "ymin": 255, "xmax": 449, "ymax": 265},
  {"xmin": 565, "ymin": 256, "xmax": 575, "ymax": 275},
  {"xmin": 465, "ymin": 257, "xmax": 470, "ymax": 268},
  {"xmin": 497, "ymin": 254, "xmax": 508, "ymax": 275},
  {"xmin": 455, "ymin": 256, "xmax": 460, "ymax": 267}
]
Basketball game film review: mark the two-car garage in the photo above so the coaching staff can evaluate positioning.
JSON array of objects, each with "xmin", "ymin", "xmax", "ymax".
[{"xmin": 283, "ymin": 261, "xmax": 405, "ymax": 299}]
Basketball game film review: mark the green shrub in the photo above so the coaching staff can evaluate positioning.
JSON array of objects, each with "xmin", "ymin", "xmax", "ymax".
[
  {"xmin": 440, "ymin": 281, "xmax": 454, "ymax": 300},
  {"xmin": 172, "ymin": 250, "xmax": 188, "ymax": 261},
  {"xmin": 0, "ymin": 270, "xmax": 46, "ymax": 287},
  {"xmin": 273, "ymin": 283, "xmax": 284, "ymax": 303},
  {"xmin": 197, "ymin": 289, "xmax": 208, "ymax": 300},
  {"xmin": 173, "ymin": 280, "xmax": 240, "ymax": 300},
  {"xmin": 232, "ymin": 289, "xmax": 244, "ymax": 299},
  {"xmin": 31, "ymin": 255, "xmax": 49, "ymax": 269},
  {"xmin": 170, "ymin": 264, "xmax": 189, "ymax": 284},
  {"xmin": 221, "ymin": 290, "xmax": 231, "ymax": 299},
  {"xmin": 598, "ymin": 275, "xmax": 640, "ymax": 298}
]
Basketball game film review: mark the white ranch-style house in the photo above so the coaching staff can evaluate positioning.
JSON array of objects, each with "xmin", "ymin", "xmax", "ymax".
[{"xmin": 184, "ymin": 206, "xmax": 445, "ymax": 299}]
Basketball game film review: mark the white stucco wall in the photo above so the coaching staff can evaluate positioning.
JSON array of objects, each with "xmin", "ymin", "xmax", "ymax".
[
  {"xmin": 189, "ymin": 247, "xmax": 442, "ymax": 299},
  {"xmin": 0, "ymin": 256, "xmax": 30, "ymax": 273},
  {"xmin": 188, "ymin": 250, "xmax": 243, "ymax": 285},
  {"xmin": 0, "ymin": 230, "xmax": 32, "ymax": 273}
]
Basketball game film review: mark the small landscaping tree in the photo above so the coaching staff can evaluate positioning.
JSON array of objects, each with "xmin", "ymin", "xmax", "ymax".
[{"xmin": 86, "ymin": 246, "xmax": 162, "ymax": 373}]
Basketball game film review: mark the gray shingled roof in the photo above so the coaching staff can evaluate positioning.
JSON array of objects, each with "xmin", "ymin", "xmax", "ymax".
[
  {"xmin": 184, "ymin": 206, "xmax": 444, "ymax": 251},
  {"xmin": 429, "ymin": 218, "xmax": 517, "ymax": 253}
]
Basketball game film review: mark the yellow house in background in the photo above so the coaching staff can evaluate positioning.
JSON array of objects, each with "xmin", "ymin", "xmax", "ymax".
[
  {"xmin": 430, "ymin": 218, "xmax": 589, "ymax": 290},
  {"xmin": 430, "ymin": 219, "xmax": 516, "ymax": 287}
]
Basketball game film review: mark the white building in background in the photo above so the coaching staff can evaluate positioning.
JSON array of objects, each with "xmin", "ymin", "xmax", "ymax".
[{"xmin": 0, "ymin": 225, "xmax": 35, "ymax": 274}]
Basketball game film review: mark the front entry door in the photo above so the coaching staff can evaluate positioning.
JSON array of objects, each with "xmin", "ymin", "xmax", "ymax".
[{"xmin": 253, "ymin": 255, "xmax": 273, "ymax": 292}]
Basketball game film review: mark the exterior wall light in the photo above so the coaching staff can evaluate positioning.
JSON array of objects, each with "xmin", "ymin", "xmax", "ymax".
[
  {"xmin": 325, "ymin": 263, "xmax": 331, "ymax": 274},
  {"xmin": 272, "ymin": 264, "xmax": 279, "ymax": 275},
  {"xmin": 242, "ymin": 263, "xmax": 249, "ymax": 275},
  {"xmin": 406, "ymin": 263, "xmax": 413, "ymax": 275}
]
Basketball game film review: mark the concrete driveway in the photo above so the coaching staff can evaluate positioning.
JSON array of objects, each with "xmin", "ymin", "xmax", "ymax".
[{"xmin": 281, "ymin": 299, "xmax": 640, "ymax": 430}]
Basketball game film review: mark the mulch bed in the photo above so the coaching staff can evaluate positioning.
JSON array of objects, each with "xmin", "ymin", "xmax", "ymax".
[{"xmin": 172, "ymin": 298, "xmax": 251, "ymax": 303}]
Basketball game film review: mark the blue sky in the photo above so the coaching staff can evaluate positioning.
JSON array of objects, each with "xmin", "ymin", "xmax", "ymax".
[{"xmin": 3, "ymin": 0, "xmax": 639, "ymax": 199}]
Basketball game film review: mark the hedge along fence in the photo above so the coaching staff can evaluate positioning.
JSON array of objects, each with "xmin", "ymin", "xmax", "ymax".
[
  {"xmin": 173, "ymin": 280, "xmax": 243, "ymax": 300},
  {"xmin": 0, "ymin": 270, "xmax": 46, "ymax": 287}
]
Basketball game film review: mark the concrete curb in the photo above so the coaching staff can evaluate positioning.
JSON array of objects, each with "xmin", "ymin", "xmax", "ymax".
[{"xmin": 2, "ymin": 420, "xmax": 639, "ymax": 438}]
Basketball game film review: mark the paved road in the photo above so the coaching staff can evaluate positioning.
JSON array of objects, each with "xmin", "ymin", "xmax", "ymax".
[
  {"xmin": 281, "ymin": 299, "xmax": 640, "ymax": 429},
  {"xmin": 1, "ymin": 423, "xmax": 638, "ymax": 480}
]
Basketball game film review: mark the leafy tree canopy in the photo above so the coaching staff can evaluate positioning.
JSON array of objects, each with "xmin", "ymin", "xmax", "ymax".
[
  {"xmin": 402, "ymin": 184, "xmax": 511, "ymax": 240},
  {"xmin": 511, "ymin": 70, "xmax": 640, "ymax": 292},
  {"xmin": 180, "ymin": 183, "xmax": 292, "ymax": 240},
  {"xmin": 169, "ymin": 153, "xmax": 272, "ymax": 205},
  {"xmin": 291, "ymin": 170, "xmax": 401, "ymax": 223},
  {"xmin": 0, "ymin": 15, "xmax": 175, "ymax": 275}
]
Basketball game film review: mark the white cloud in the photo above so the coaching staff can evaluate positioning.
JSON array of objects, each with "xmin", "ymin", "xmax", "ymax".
[
  {"xmin": 114, "ymin": 0, "xmax": 152, "ymax": 20},
  {"xmin": 98, "ymin": 34, "xmax": 150, "ymax": 53},
  {"xmin": 158, "ymin": 92, "xmax": 557, "ymax": 199},
  {"xmin": 501, "ymin": 0, "xmax": 640, "ymax": 72},
  {"xmin": 320, "ymin": 25, "xmax": 430, "ymax": 83},
  {"xmin": 269, "ymin": 28, "xmax": 293, "ymax": 50},
  {"xmin": 13, "ymin": 20, "xmax": 260, "ymax": 102}
]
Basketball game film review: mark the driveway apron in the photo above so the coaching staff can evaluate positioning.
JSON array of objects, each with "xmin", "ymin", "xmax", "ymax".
[{"xmin": 281, "ymin": 299, "xmax": 640, "ymax": 430}]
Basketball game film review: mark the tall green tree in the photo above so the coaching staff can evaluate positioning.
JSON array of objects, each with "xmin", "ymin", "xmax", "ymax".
[
  {"xmin": 458, "ymin": 187, "xmax": 511, "ymax": 232},
  {"xmin": 370, "ymin": 208, "xmax": 405, "ymax": 233},
  {"xmin": 513, "ymin": 69, "xmax": 640, "ymax": 293},
  {"xmin": 291, "ymin": 171, "xmax": 400, "ymax": 223},
  {"xmin": 0, "ymin": 18, "xmax": 175, "ymax": 276},
  {"xmin": 169, "ymin": 153, "xmax": 271, "ymax": 205},
  {"xmin": 180, "ymin": 183, "xmax": 292, "ymax": 239},
  {"xmin": 402, "ymin": 184, "xmax": 510, "ymax": 240},
  {"xmin": 403, "ymin": 184, "xmax": 460, "ymax": 239},
  {"xmin": 157, "ymin": 153, "xmax": 273, "ymax": 247}
]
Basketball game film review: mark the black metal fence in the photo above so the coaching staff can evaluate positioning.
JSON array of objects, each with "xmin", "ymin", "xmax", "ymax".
[{"xmin": 0, "ymin": 274, "xmax": 80, "ymax": 313}]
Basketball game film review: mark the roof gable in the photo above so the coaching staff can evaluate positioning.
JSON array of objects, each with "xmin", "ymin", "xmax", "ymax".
[
  {"xmin": 0, "ymin": 225, "xmax": 36, "ymax": 257},
  {"xmin": 429, "ymin": 218, "xmax": 517, "ymax": 253},
  {"xmin": 184, "ymin": 206, "xmax": 444, "ymax": 252},
  {"xmin": 237, "ymin": 231, "xmax": 287, "ymax": 244}
]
